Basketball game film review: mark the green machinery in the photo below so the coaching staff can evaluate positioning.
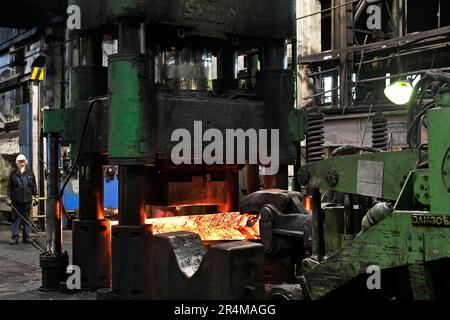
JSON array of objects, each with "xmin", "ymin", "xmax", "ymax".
[
  {"xmin": 298, "ymin": 80, "xmax": 450, "ymax": 299},
  {"xmin": 38, "ymin": 0, "xmax": 449, "ymax": 299},
  {"xmin": 41, "ymin": 0, "xmax": 306, "ymax": 297}
]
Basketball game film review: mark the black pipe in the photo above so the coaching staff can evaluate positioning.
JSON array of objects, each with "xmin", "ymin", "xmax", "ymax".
[{"xmin": 48, "ymin": 133, "xmax": 62, "ymax": 255}]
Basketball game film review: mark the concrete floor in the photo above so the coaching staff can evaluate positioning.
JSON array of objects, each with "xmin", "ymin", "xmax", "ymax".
[{"xmin": 0, "ymin": 223, "xmax": 95, "ymax": 300}]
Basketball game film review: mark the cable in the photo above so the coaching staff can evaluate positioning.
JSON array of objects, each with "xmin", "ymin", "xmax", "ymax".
[
  {"xmin": 416, "ymin": 144, "xmax": 429, "ymax": 169},
  {"xmin": 407, "ymin": 102, "xmax": 435, "ymax": 145},
  {"xmin": 352, "ymin": 34, "xmax": 369, "ymax": 107},
  {"xmin": 9, "ymin": 202, "xmax": 47, "ymax": 245},
  {"xmin": 0, "ymin": 36, "xmax": 75, "ymax": 71},
  {"xmin": 332, "ymin": 145, "xmax": 382, "ymax": 157},
  {"xmin": 407, "ymin": 71, "xmax": 450, "ymax": 148},
  {"xmin": 0, "ymin": 28, "xmax": 37, "ymax": 48},
  {"xmin": 297, "ymin": 0, "xmax": 359, "ymax": 21},
  {"xmin": 59, "ymin": 98, "xmax": 101, "ymax": 199},
  {"xmin": 360, "ymin": 103, "xmax": 373, "ymax": 146}
]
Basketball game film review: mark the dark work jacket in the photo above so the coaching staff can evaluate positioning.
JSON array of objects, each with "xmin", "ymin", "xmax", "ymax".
[{"xmin": 7, "ymin": 169, "xmax": 38, "ymax": 204}]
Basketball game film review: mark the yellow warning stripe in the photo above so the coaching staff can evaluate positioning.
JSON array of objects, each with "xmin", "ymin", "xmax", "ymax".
[
  {"xmin": 31, "ymin": 67, "xmax": 40, "ymax": 80},
  {"xmin": 31, "ymin": 67, "xmax": 45, "ymax": 81},
  {"xmin": 39, "ymin": 68, "xmax": 45, "ymax": 81}
]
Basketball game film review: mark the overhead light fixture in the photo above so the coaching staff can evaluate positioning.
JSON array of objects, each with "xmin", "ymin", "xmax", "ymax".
[{"xmin": 384, "ymin": 80, "xmax": 414, "ymax": 105}]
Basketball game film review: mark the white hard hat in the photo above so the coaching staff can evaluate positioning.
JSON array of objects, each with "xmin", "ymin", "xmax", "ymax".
[{"xmin": 16, "ymin": 154, "xmax": 27, "ymax": 163}]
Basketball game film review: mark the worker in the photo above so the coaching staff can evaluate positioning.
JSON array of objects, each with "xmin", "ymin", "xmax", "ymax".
[{"xmin": 6, "ymin": 154, "xmax": 38, "ymax": 245}]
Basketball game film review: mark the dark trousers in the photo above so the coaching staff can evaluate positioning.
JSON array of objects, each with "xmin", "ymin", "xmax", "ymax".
[{"xmin": 11, "ymin": 202, "xmax": 31, "ymax": 240}]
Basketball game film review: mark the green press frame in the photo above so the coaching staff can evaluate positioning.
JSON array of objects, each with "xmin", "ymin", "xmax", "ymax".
[{"xmin": 298, "ymin": 107, "xmax": 450, "ymax": 300}]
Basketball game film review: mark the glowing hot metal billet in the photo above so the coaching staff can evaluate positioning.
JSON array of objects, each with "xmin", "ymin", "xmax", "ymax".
[{"xmin": 145, "ymin": 212, "xmax": 260, "ymax": 241}]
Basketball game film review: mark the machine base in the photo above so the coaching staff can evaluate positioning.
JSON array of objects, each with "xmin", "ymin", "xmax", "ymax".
[
  {"xmin": 72, "ymin": 219, "xmax": 111, "ymax": 290},
  {"xmin": 39, "ymin": 253, "xmax": 69, "ymax": 292},
  {"xmin": 110, "ymin": 224, "xmax": 153, "ymax": 299}
]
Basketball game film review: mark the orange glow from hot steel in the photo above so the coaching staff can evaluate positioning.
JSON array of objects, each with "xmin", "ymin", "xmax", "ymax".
[
  {"xmin": 109, "ymin": 213, "xmax": 260, "ymax": 241},
  {"xmin": 303, "ymin": 195, "xmax": 312, "ymax": 212},
  {"xmin": 145, "ymin": 212, "xmax": 260, "ymax": 241},
  {"xmin": 96, "ymin": 199, "xmax": 104, "ymax": 220}
]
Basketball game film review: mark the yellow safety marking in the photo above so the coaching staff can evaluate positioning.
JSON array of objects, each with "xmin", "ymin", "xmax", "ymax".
[
  {"xmin": 31, "ymin": 67, "xmax": 40, "ymax": 80},
  {"xmin": 39, "ymin": 68, "xmax": 45, "ymax": 81},
  {"xmin": 31, "ymin": 67, "xmax": 45, "ymax": 81}
]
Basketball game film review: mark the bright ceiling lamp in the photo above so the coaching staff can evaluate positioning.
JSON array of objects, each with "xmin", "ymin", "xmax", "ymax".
[{"xmin": 384, "ymin": 80, "xmax": 414, "ymax": 105}]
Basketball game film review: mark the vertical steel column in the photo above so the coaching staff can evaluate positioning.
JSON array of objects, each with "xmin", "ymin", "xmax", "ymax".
[
  {"xmin": 118, "ymin": 165, "xmax": 147, "ymax": 226},
  {"xmin": 392, "ymin": 0, "xmax": 407, "ymax": 76},
  {"xmin": 48, "ymin": 133, "xmax": 62, "ymax": 255},
  {"xmin": 392, "ymin": 0, "xmax": 407, "ymax": 38},
  {"xmin": 215, "ymin": 50, "xmax": 236, "ymax": 94},
  {"xmin": 30, "ymin": 82, "xmax": 40, "ymax": 220},
  {"xmin": 116, "ymin": 18, "xmax": 147, "ymax": 227},
  {"xmin": 74, "ymin": 163, "xmax": 111, "ymax": 291},
  {"xmin": 392, "ymin": 0, "xmax": 400, "ymax": 38},
  {"xmin": 261, "ymin": 40, "xmax": 289, "ymax": 189},
  {"xmin": 245, "ymin": 54, "xmax": 260, "ymax": 194},
  {"xmin": 79, "ymin": 165, "xmax": 104, "ymax": 221},
  {"xmin": 331, "ymin": 0, "xmax": 354, "ymax": 107},
  {"xmin": 119, "ymin": 20, "xmax": 145, "ymax": 54},
  {"xmin": 40, "ymin": 133, "xmax": 68, "ymax": 291},
  {"xmin": 216, "ymin": 50, "xmax": 241, "ymax": 205},
  {"xmin": 338, "ymin": 0, "xmax": 353, "ymax": 108},
  {"xmin": 311, "ymin": 188, "xmax": 325, "ymax": 261},
  {"xmin": 331, "ymin": 0, "xmax": 340, "ymax": 106},
  {"xmin": 71, "ymin": 33, "xmax": 111, "ymax": 291},
  {"xmin": 106, "ymin": 18, "xmax": 153, "ymax": 300},
  {"xmin": 263, "ymin": 40, "xmax": 286, "ymax": 70}
]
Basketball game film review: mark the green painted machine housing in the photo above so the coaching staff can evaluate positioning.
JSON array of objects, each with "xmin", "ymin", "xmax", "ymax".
[
  {"xmin": 302, "ymin": 210, "xmax": 450, "ymax": 299},
  {"xmin": 323, "ymin": 205, "xmax": 365, "ymax": 256},
  {"xmin": 69, "ymin": 66, "xmax": 107, "ymax": 110},
  {"xmin": 298, "ymin": 149, "xmax": 421, "ymax": 201},
  {"xmin": 63, "ymin": 0, "xmax": 304, "ymax": 167},
  {"xmin": 43, "ymin": 108, "xmax": 65, "ymax": 135},
  {"xmin": 427, "ymin": 107, "xmax": 450, "ymax": 213},
  {"xmin": 42, "ymin": 87, "xmax": 307, "ymax": 166},
  {"xmin": 43, "ymin": 100, "xmax": 108, "ymax": 164},
  {"xmin": 107, "ymin": 54, "xmax": 152, "ymax": 164},
  {"xmin": 297, "ymin": 107, "xmax": 450, "ymax": 299},
  {"xmin": 43, "ymin": 62, "xmax": 108, "ymax": 163}
]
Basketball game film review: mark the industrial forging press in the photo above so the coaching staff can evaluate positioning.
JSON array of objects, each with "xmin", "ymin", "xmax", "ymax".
[
  {"xmin": 41, "ymin": 0, "xmax": 306, "ymax": 299},
  {"xmin": 39, "ymin": 0, "xmax": 450, "ymax": 300}
]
